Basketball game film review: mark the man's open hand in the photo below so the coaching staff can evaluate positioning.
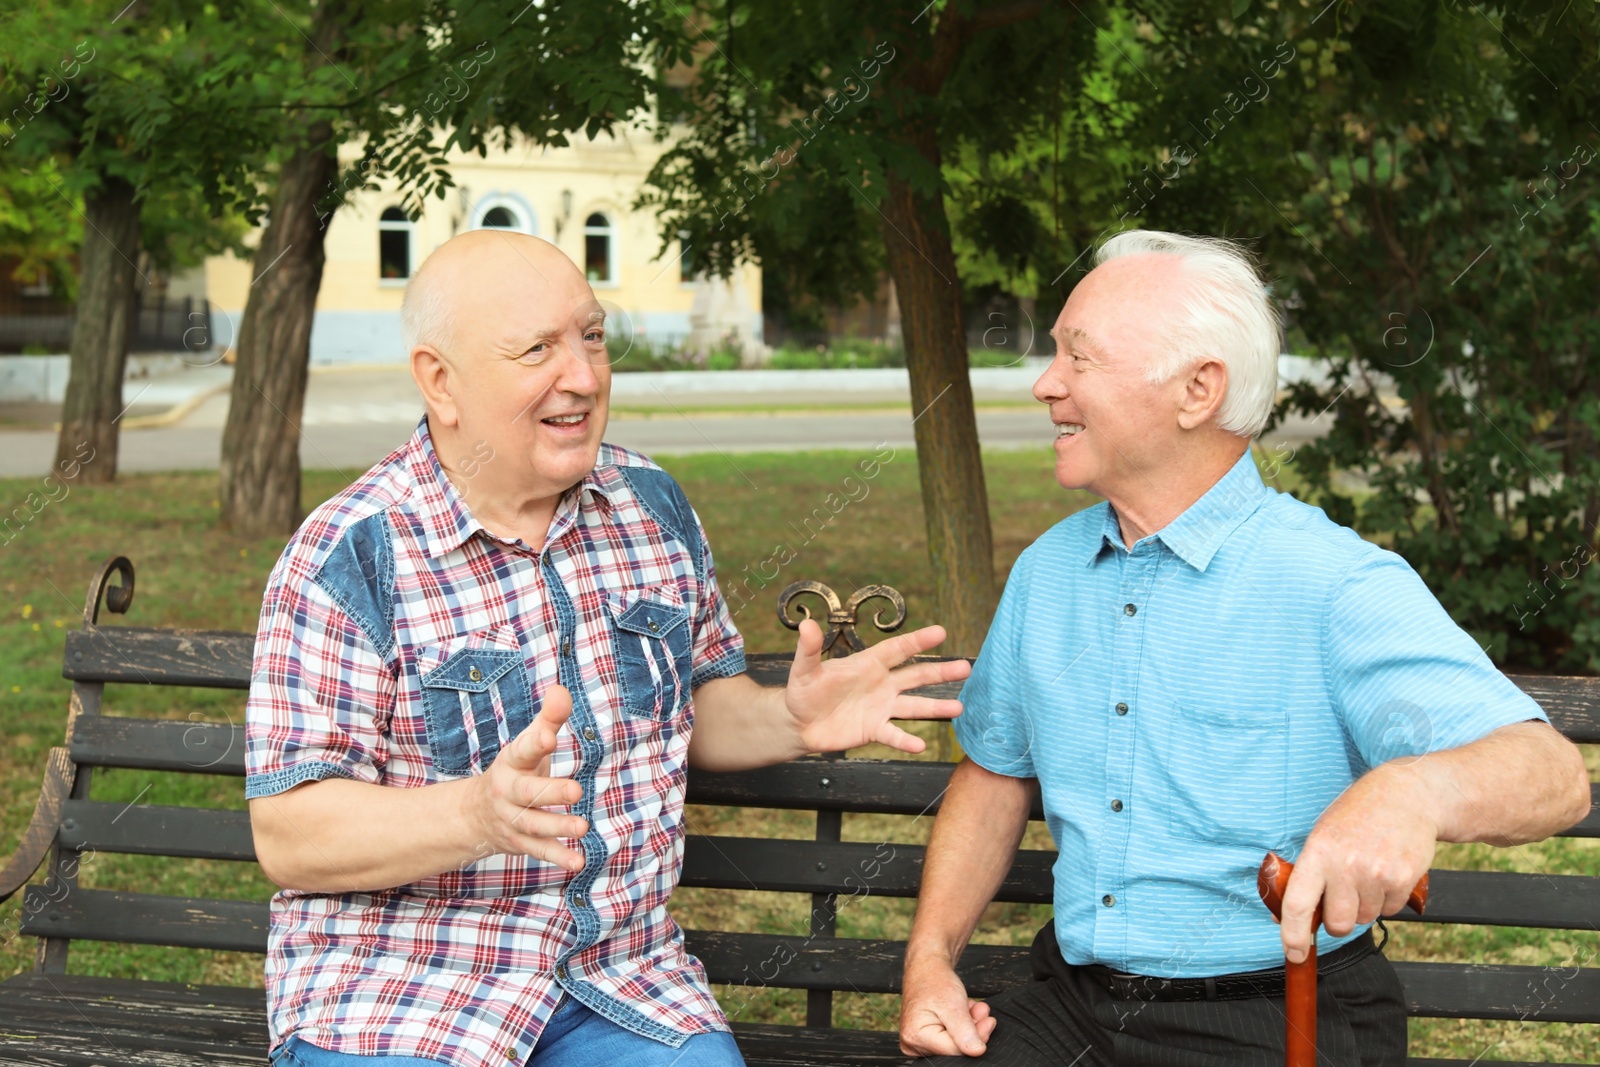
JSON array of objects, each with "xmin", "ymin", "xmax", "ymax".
[
  {"xmin": 465, "ymin": 683, "xmax": 588, "ymax": 870},
  {"xmin": 784, "ymin": 619, "xmax": 972, "ymax": 754}
]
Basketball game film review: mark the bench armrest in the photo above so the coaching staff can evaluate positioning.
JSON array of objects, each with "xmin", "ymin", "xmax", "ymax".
[{"xmin": 0, "ymin": 747, "xmax": 73, "ymax": 903}]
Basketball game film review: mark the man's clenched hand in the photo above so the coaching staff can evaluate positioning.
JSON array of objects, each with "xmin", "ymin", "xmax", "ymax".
[{"xmin": 899, "ymin": 951, "xmax": 996, "ymax": 1057}]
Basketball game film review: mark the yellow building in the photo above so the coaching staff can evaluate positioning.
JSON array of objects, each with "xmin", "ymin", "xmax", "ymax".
[{"xmin": 203, "ymin": 128, "xmax": 763, "ymax": 366}]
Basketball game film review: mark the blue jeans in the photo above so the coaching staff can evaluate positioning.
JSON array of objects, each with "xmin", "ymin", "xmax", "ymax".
[{"xmin": 272, "ymin": 994, "xmax": 747, "ymax": 1067}]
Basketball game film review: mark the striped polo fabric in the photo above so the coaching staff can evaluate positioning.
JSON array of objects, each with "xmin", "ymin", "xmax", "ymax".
[{"xmin": 954, "ymin": 447, "xmax": 1546, "ymax": 977}]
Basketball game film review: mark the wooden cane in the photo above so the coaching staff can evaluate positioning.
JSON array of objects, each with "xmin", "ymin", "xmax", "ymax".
[{"xmin": 1257, "ymin": 852, "xmax": 1428, "ymax": 1067}]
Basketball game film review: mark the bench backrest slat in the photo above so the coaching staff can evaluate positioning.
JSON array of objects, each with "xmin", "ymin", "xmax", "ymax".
[
  {"xmin": 60, "ymin": 800, "xmax": 253, "ymax": 862},
  {"xmin": 23, "ymin": 887, "xmax": 1600, "ymax": 1026},
  {"xmin": 19, "ymin": 886, "xmax": 266, "ymax": 954},
  {"xmin": 58, "ymin": 811, "xmax": 1600, "ymax": 934},
  {"xmin": 61, "ymin": 720, "xmax": 1600, "ymax": 843},
  {"xmin": 61, "ymin": 634, "xmax": 1600, "ymax": 741},
  {"xmin": 64, "ymin": 629, "xmax": 257, "ymax": 689},
  {"xmin": 69, "ymin": 716, "xmax": 244, "ymax": 776}
]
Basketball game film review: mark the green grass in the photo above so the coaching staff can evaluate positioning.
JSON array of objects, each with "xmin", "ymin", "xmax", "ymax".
[
  {"xmin": 608, "ymin": 400, "xmax": 1038, "ymax": 416},
  {"xmin": 0, "ymin": 444, "xmax": 1592, "ymax": 1060}
]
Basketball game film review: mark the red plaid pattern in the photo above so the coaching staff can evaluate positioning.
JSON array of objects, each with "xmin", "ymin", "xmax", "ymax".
[{"xmin": 246, "ymin": 416, "xmax": 747, "ymax": 1064}]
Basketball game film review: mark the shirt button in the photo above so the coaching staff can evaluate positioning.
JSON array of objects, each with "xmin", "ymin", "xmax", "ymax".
[
  {"xmin": 1115, "ymin": 702, "xmax": 1129, "ymax": 716},
  {"xmin": 583, "ymin": 727, "xmax": 597, "ymax": 741},
  {"xmin": 1102, "ymin": 894, "xmax": 1116, "ymax": 907},
  {"xmin": 1110, "ymin": 799, "xmax": 1123, "ymax": 812},
  {"xmin": 647, "ymin": 620, "xmax": 659, "ymax": 632},
  {"xmin": 1124, "ymin": 603, "xmax": 1137, "ymax": 616},
  {"xmin": 555, "ymin": 964, "xmax": 567, "ymax": 979},
  {"xmin": 562, "ymin": 639, "xmax": 572, "ymax": 657},
  {"xmin": 572, "ymin": 894, "xmax": 586, "ymax": 908},
  {"xmin": 504, "ymin": 1050, "xmax": 517, "ymax": 1060}
]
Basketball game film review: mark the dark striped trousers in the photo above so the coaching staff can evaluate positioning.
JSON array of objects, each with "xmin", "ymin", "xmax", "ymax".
[{"xmin": 919, "ymin": 923, "xmax": 1407, "ymax": 1067}]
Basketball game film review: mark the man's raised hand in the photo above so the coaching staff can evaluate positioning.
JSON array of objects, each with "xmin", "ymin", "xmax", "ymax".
[
  {"xmin": 466, "ymin": 682, "xmax": 588, "ymax": 871},
  {"xmin": 784, "ymin": 618, "xmax": 972, "ymax": 755}
]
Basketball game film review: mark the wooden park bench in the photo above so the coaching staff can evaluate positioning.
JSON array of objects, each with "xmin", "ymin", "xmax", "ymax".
[{"xmin": 0, "ymin": 556, "xmax": 1594, "ymax": 1065}]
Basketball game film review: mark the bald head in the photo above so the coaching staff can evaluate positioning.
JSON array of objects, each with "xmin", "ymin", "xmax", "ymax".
[{"xmin": 401, "ymin": 230, "xmax": 587, "ymax": 360}]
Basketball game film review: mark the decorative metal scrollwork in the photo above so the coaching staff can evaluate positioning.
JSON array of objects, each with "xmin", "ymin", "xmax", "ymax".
[
  {"xmin": 776, "ymin": 581, "xmax": 907, "ymax": 659},
  {"xmin": 83, "ymin": 556, "xmax": 135, "ymax": 628}
]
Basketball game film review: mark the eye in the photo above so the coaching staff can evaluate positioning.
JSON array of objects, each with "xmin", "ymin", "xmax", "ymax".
[
  {"xmin": 584, "ymin": 328, "xmax": 605, "ymax": 345},
  {"xmin": 518, "ymin": 341, "xmax": 553, "ymax": 364}
]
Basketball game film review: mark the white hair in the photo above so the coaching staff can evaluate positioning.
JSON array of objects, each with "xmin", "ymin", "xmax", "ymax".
[
  {"xmin": 1093, "ymin": 230, "xmax": 1282, "ymax": 439},
  {"xmin": 400, "ymin": 260, "xmax": 456, "ymax": 355}
]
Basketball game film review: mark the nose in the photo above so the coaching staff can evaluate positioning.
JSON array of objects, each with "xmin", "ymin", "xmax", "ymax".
[
  {"xmin": 556, "ymin": 335, "xmax": 602, "ymax": 396},
  {"xmin": 1033, "ymin": 354, "xmax": 1068, "ymax": 405}
]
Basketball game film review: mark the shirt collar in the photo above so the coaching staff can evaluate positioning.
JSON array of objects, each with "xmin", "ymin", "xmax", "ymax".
[
  {"xmin": 404, "ymin": 415, "xmax": 617, "ymax": 560},
  {"xmin": 1087, "ymin": 448, "xmax": 1270, "ymax": 572}
]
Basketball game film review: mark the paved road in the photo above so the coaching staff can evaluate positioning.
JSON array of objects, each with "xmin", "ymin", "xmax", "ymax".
[{"xmin": 0, "ymin": 364, "xmax": 1329, "ymax": 477}]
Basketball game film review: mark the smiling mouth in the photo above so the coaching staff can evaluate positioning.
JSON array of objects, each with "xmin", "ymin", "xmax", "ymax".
[
  {"xmin": 542, "ymin": 412, "xmax": 588, "ymax": 426},
  {"xmin": 1056, "ymin": 422, "xmax": 1085, "ymax": 437}
]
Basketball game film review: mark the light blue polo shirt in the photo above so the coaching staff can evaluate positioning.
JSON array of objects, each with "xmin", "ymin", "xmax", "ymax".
[{"xmin": 955, "ymin": 447, "xmax": 1546, "ymax": 976}]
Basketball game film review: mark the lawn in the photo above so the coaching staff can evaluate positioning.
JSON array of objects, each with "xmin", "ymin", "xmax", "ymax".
[{"xmin": 0, "ymin": 443, "xmax": 1591, "ymax": 1061}]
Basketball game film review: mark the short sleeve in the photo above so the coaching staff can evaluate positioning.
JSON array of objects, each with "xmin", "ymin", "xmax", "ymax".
[
  {"xmin": 244, "ymin": 553, "xmax": 396, "ymax": 800},
  {"xmin": 687, "ymin": 505, "xmax": 747, "ymax": 689},
  {"xmin": 953, "ymin": 550, "xmax": 1036, "ymax": 778},
  {"xmin": 1327, "ymin": 550, "xmax": 1547, "ymax": 771}
]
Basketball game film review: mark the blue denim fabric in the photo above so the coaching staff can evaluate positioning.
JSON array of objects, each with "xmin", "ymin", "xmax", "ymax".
[{"xmin": 272, "ymin": 995, "xmax": 746, "ymax": 1066}]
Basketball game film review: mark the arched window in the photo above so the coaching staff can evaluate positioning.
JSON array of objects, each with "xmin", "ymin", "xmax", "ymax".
[
  {"xmin": 584, "ymin": 212, "xmax": 615, "ymax": 285},
  {"xmin": 378, "ymin": 206, "xmax": 414, "ymax": 282},
  {"xmin": 469, "ymin": 194, "xmax": 535, "ymax": 235},
  {"xmin": 677, "ymin": 229, "xmax": 700, "ymax": 285}
]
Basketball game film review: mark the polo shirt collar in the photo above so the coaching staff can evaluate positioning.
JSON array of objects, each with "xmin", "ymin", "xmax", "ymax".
[
  {"xmin": 404, "ymin": 415, "xmax": 617, "ymax": 559},
  {"xmin": 1088, "ymin": 448, "xmax": 1270, "ymax": 572}
]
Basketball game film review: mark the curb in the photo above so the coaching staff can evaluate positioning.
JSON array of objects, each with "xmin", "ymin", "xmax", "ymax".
[{"xmin": 49, "ymin": 381, "xmax": 232, "ymax": 433}]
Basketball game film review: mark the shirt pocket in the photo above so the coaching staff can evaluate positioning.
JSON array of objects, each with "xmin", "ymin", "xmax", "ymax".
[
  {"xmin": 606, "ymin": 585, "xmax": 693, "ymax": 722},
  {"xmin": 1156, "ymin": 701, "xmax": 1289, "ymax": 851},
  {"xmin": 417, "ymin": 627, "xmax": 533, "ymax": 777}
]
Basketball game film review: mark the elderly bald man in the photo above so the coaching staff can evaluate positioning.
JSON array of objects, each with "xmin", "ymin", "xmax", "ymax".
[
  {"xmin": 898, "ymin": 230, "xmax": 1591, "ymax": 1066},
  {"xmin": 244, "ymin": 230, "xmax": 970, "ymax": 1067}
]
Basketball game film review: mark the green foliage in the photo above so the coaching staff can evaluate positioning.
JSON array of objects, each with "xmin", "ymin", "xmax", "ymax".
[
  {"xmin": 634, "ymin": 1, "xmax": 1088, "ymax": 293},
  {"xmin": 768, "ymin": 339, "xmax": 906, "ymax": 370},
  {"xmin": 608, "ymin": 336, "xmax": 747, "ymax": 372},
  {"xmin": 1118, "ymin": 0, "xmax": 1600, "ymax": 671},
  {"xmin": 0, "ymin": 159, "xmax": 82, "ymax": 297}
]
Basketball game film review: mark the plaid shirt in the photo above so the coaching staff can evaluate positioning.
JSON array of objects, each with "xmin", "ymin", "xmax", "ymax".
[{"xmin": 245, "ymin": 416, "xmax": 747, "ymax": 1064}]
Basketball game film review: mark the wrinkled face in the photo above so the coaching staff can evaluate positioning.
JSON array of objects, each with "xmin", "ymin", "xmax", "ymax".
[
  {"xmin": 444, "ymin": 244, "xmax": 612, "ymax": 503},
  {"xmin": 1032, "ymin": 254, "xmax": 1193, "ymax": 498}
]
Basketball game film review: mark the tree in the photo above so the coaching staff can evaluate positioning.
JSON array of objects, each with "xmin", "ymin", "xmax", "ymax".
[
  {"xmin": 1121, "ymin": 0, "xmax": 1600, "ymax": 670},
  {"xmin": 640, "ymin": 0, "xmax": 1094, "ymax": 659},
  {"xmin": 1, "ymin": 0, "xmax": 265, "ymax": 484},
  {"xmin": 215, "ymin": 0, "xmax": 678, "ymax": 537}
]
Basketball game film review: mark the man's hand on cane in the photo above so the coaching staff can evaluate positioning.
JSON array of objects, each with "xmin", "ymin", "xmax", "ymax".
[
  {"xmin": 1278, "ymin": 761, "xmax": 1439, "ymax": 964},
  {"xmin": 1261, "ymin": 759, "xmax": 1438, "ymax": 1067}
]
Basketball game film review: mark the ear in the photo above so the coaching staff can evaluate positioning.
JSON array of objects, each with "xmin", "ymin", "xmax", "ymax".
[
  {"xmin": 411, "ymin": 344, "xmax": 459, "ymax": 428},
  {"xmin": 1177, "ymin": 358, "xmax": 1228, "ymax": 431}
]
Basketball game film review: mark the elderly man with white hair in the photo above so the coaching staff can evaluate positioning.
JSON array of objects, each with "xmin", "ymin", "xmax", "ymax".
[
  {"xmin": 243, "ymin": 230, "xmax": 970, "ymax": 1067},
  {"xmin": 898, "ymin": 230, "xmax": 1591, "ymax": 1066}
]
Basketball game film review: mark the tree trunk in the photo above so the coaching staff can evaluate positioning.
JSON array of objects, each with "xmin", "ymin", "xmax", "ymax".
[
  {"xmin": 55, "ymin": 175, "xmax": 141, "ymax": 485},
  {"xmin": 218, "ymin": 120, "xmax": 337, "ymax": 537},
  {"xmin": 877, "ymin": 135, "xmax": 997, "ymax": 664}
]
